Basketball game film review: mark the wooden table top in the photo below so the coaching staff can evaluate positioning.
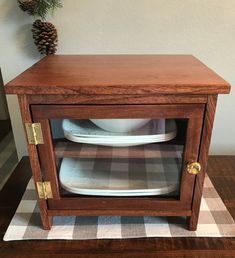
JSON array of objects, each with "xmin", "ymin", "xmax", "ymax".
[{"xmin": 5, "ymin": 55, "xmax": 230, "ymax": 95}]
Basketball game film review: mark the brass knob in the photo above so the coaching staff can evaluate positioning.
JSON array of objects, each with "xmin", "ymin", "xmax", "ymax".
[{"xmin": 187, "ymin": 162, "xmax": 201, "ymax": 175}]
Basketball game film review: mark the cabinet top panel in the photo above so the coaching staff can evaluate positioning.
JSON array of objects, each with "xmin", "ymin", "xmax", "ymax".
[{"xmin": 5, "ymin": 55, "xmax": 230, "ymax": 95}]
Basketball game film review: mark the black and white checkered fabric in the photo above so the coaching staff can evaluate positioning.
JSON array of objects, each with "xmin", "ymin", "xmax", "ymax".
[{"xmin": 4, "ymin": 176, "xmax": 235, "ymax": 240}]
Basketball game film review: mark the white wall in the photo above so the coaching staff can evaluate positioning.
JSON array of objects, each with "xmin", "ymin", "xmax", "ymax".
[
  {"xmin": 0, "ymin": 0, "xmax": 41, "ymax": 158},
  {"xmin": 1, "ymin": 0, "xmax": 235, "ymax": 157}
]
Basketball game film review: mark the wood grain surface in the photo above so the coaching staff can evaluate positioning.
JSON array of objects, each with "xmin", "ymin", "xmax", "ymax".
[
  {"xmin": 5, "ymin": 55, "xmax": 230, "ymax": 95},
  {"xmin": 28, "ymin": 94, "xmax": 208, "ymax": 105},
  {"xmin": 31, "ymin": 104, "xmax": 205, "ymax": 119}
]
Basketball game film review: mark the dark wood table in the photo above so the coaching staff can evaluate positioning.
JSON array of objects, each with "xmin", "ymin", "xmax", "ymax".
[{"xmin": 0, "ymin": 156, "xmax": 235, "ymax": 258}]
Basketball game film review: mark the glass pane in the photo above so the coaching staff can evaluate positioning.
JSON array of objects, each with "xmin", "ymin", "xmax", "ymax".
[{"xmin": 50, "ymin": 118, "xmax": 187, "ymax": 198}]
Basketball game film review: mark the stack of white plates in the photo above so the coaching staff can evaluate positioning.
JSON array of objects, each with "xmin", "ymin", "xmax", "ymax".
[
  {"xmin": 62, "ymin": 119, "xmax": 177, "ymax": 147},
  {"xmin": 59, "ymin": 157, "xmax": 180, "ymax": 196}
]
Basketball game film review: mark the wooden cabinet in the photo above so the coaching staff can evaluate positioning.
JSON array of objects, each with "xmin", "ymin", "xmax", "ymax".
[{"xmin": 5, "ymin": 55, "xmax": 230, "ymax": 231}]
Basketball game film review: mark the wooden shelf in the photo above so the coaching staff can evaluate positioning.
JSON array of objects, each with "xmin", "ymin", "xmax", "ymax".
[
  {"xmin": 54, "ymin": 140, "xmax": 183, "ymax": 159},
  {"xmin": 53, "ymin": 119, "xmax": 186, "ymax": 159}
]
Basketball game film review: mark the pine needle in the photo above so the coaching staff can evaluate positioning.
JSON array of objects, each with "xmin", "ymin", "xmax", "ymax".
[{"xmin": 36, "ymin": 0, "xmax": 62, "ymax": 20}]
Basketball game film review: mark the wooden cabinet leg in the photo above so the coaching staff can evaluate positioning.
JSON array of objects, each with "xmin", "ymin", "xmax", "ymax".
[
  {"xmin": 37, "ymin": 200, "xmax": 53, "ymax": 230},
  {"xmin": 188, "ymin": 215, "xmax": 198, "ymax": 231},
  {"xmin": 187, "ymin": 179, "xmax": 203, "ymax": 231},
  {"xmin": 40, "ymin": 212, "xmax": 52, "ymax": 230}
]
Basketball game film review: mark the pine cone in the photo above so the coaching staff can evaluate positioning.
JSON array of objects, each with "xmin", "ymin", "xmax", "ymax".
[
  {"xmin": 32, "ymin": 20, "xmax": 58, "ymax": 55},
  {"xmin": 18, "ymin": 0, "xmax": 37, "ymax": 16}
]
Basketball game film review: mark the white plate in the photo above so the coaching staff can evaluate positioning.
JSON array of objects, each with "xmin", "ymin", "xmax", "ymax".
[
  {"xmin": 59, "ymin": 157, "xmax": 180, "ymax": 196},
  {"xmin": 63, "ymin": 136, "xmax": 176, "ymax": 147},
  {"xmin": 63, "ymin": 119, "xmax": 177, "ymax": 147}
]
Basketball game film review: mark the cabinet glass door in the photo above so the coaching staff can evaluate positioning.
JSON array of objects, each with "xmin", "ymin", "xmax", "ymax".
[{"xmin": 31, "ymin": 104, "xmax": 204, "ymax": 211}]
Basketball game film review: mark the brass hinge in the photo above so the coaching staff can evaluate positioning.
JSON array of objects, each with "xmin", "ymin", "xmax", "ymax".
[
  {"xmin": 36, "ymin": 181, "xmax": 53, "ymax": 200},
  {"xmin": 25, "ymin": 123, "xmax": 44, "ymax": 145}
]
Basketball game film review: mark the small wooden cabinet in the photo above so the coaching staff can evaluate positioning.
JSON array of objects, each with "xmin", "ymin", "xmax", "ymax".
[{"xmin": 5, "ymin": 55, "xmax": 230, "ymax": 230}]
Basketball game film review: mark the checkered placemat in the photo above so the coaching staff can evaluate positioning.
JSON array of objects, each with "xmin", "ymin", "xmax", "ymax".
[{"xmin": 4, "ymin": 174, "xmax": 235, "ymax": 240}]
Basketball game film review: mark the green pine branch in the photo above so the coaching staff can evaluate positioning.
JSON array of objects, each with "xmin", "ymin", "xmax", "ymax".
[{"xmin": 36, "ymin": 0, "xmax": 62, "ymax": 20}]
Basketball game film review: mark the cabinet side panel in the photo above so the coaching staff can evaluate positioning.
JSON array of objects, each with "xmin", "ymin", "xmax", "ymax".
[{"xmin": 189, "ymin": 95, "xmax": 218, "ymax": 230}]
